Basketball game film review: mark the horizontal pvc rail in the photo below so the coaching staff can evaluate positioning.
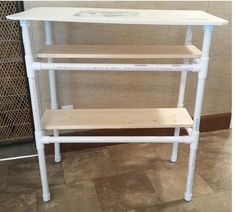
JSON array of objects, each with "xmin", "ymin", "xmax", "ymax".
[
  {"xmin": 32, "ymin": 62, "xmax": 200, "ymax": 72},
  {"xmin": 41, "ymin": 135, "xmax": 193, "ymax": 144}
]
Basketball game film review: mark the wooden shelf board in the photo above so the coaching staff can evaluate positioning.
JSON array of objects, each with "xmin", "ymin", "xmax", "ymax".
[
  {"xmin": 41, "ymin": 108, "xmax": 193, "ymax": 130},
  {"xmin": 36, "ymin": 45, "xmax": 201, "ymax": 59},
  {"xmin": 7, "ymin": 7, "xmax": 228, "ymax": 25}
]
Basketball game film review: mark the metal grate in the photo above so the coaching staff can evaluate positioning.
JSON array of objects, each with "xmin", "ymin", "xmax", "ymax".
[{"xmin": 0, "ymin": 1, "xmax": 33, "ymax": 144}]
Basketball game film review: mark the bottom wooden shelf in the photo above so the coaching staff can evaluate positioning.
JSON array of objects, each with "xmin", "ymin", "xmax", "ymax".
[{"xmin": 41, "ymin": 108, "xmax": 193, "ymax": 130}]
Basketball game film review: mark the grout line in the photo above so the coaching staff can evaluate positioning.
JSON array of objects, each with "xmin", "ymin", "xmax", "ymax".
[
  {"xmin": 105, "ymin": 145, "xmax": 119, "ymax": 175},
  {"xmin": 92, "ymin": 178, "xmax": 105, "ymax": 212},
  {"xmin": 35, "ymin": 189, "xmax": 39, "ymax": 212},
  {"xmin": 191, "ymin": 189, "xmax": 232, "ymax": 211},
  {"xmin": 58, "ymin": 153, "xmax": 67, "ymax": 185}
]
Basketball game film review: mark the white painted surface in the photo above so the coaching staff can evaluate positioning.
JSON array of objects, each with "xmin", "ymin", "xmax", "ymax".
[
  {"xmin": 41, "ymin": 135, "xmax": 193, "ymax": 144},
  {"xmin": 44, "ymin": 21, "xmax": 61, "ymax": 163},
  {"xmin": 32, "ymin": 62, "xmax": 200, "ymax": 72},
  {"xmin": 171, "ymin": 25, "xmax": 193, "ymax": 163},
  {"xmin": 7, "ymin": 7, "xmax": 228, "ymax": 25},
  {"xmin": 20, "ymin": 20, "xmax": 50, "ymax": 202}
]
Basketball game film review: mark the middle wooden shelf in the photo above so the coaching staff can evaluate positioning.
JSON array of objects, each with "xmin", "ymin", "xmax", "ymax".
[
  {"xmin": 36, "ymin": 45, "xmax": 201, "ymax": 59},
  {"xmin": 41, "ymin": 108, "xmax": 193, "ymax": 130}
]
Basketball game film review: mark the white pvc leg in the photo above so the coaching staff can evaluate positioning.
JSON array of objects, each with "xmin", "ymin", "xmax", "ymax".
[
  {"xmin": 36, "ymin": 139, "xmax": 51, "ymax": 202},
  {"xmin": 184, "ymin": 25, "xmax": 213, "ymax": 201},
  {"xmin": 54, "ymin": 130, "xmax": 61, "ymax": 162},
  {"xmin": 44, "ymin": 21, "xmax": 61, "ymax": 163},
  {"xmin": 184, "ymin": 135, "xmax": 198, "ymax": 201},
  {"xmin": 171, "ymin": 26, "xmax": 193, "ymax": 163},
  {"xmin": 20, "ymin": 20, "xmax": 50, "ymax": 202},
  {"xmin": 170, "ymin": 128, "xmax": 180, "ymax": 162}
]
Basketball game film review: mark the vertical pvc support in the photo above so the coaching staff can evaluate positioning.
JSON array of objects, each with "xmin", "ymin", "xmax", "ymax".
[
  {"xmin": 171, "ymin": 26, "xmax": 193, "ymax": 163},
  {"xmin": 184, "ymin": 25, "xmax": 213, "ymax": 201},
  {"xmin": 44, "ymin": 21, "xmax": 61, "ymax": 163},
  {"xmin": 20, "ymin": 20, "xmax": 50, "ymax": 202}
]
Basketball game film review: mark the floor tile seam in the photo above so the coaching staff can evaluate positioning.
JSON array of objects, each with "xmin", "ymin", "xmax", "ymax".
[
  {"xmin": 58, "ymin": 156, "xmax": 67, "ymax": 186},
  {"xmin": 92, "ymin": 167, "xmax": 161, "ymax": 182},
  {"xmin": 190, "ymin": 189, "xmax": 232, "ymax": 212},
  {"xmin": 105, "ymin": 146, "xmax": 119, "ymax": 176},
  {"xmin": 129, "ymin": 198, "xmax": 191, "ymax": 211},
  {"xmin": 92, "ymin": 177, "xmax": 106, "ymax": 212},
  {"xmin": 142, "ymin": 168, "xmax": 166, "ymax": 204},
  {"xmin": 35, "ymin": 189, "xmax": 39, "ymax": 212},
  {"xmin": 192, "ymin": 189, "xmax": 232, "ymax": 202},
  {"xmin": 149, "ymin": 143, "xmax": 166, "ymax": 161},
  {"xmin": 92, "ymin": 168, "xmax": 164, "ymax": 208},
  {"xmin": 61, "ymin": 154, "xmax": 71, "ymax": 185},
  {"xmin": 194, "ymin": 170, "xmax": 221, "ymax": 193}
]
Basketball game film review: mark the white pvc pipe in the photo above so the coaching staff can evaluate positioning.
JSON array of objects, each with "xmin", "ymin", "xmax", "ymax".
[
  {"xmin": 37, "ymin": 147, "xmax": 51, "ymax": 201},
  {"xmin": 192, "ymin": 25, "xmax": 213, "ymax": 132},
  {"xmin": 184, "ymin": 25, "xmax": 213, "ymax": 202},
  {"xmin": 20, "ymin": 20, "xmax": 50, "ymax": 202},
  {"xmin": 20, "ymin": 21, "xmax": 41, "ymax": 132},
  {"xmin": 41, "ymin": 135, "xmax": 193, "ymax": 144},
  {"xmin": 0, "ymin": 154, "xmax": 38, "ymax": 162},
  {"xmin": 32, "ymin": 62, "xmax": 200, "ymax": 72},
  {"xmin": 171, "ymin": 26, "xmax": 193, "ymax": 163},
  {"xmin": 184, "ymin": 136, "xmax": 198, "ymax": 201},
  {"xmin": 44, "ymin": 21, "xmax": 61, "ymax": 163}
]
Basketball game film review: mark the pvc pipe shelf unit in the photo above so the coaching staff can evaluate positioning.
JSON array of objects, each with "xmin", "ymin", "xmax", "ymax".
[{"xmin": 7, "ymin": 7, "xmax": 228, "ymax": 203}]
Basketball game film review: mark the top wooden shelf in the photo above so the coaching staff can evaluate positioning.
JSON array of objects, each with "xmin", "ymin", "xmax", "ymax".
[{"xmin": 7, "ymin": 7, "xmax": 228, "ymax": 26}]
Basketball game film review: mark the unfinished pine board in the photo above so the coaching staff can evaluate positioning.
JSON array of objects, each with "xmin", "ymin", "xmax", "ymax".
[
  {"xmin": 41, "ymin": 108, "xmax": 193, "ymax": 130},
  {"xmin": 7, "ymin": 7, "xmax": 228, "ymax": 25},
  {"xmin": 36, "ymin": 45, "xmax": 201, "ymax": 59}
]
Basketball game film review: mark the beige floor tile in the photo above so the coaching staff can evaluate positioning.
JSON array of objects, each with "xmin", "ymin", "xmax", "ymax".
[
  {"xmin": 38, "ymin": 181, "xmax": 102, "ymax": 212},
  {"xmin": 192, "ymin": 190, "xmax": 231, "ymax": 212},
  {"xmin": 195, "ymin": 130, "xmax": 231, "ymax": 191},
  {"xmin": 146, "ymin": 168, "xmax": 213, "ymax": 202},
  {"xmin": 7, "ymin": 156, "xmax": 64, "ymax": 192},
  {"xmin": 62, "ymin": 148, "xmax": 116, "ymax": 183},
  {"xmin": 0, "ymin": 191, "xmax": 37, "ymax": 212},
  {"xmin": 94, "ymin": 171, "xmax": 161, "ymax": 211},
  {"xmin": 196, "ymin": 156, "xmax": 231, "ymax": 191},
  {"xmin": 108, "ymin": 143, "xmax": 165, "ymax": 174},
  {"xmin": 181, "ymin": 130, "xmax": 231, "ymax": 154}
]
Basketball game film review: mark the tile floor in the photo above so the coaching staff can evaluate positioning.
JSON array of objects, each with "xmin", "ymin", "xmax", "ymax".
[{"xmin": 0, "ymin": 129, "xmax": 231, "ymax": 212}]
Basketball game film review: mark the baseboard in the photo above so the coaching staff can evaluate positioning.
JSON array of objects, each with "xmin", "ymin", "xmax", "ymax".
[{"xmin": 45, "ymin": 112, "xmax": 231, "ymax": 154}]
